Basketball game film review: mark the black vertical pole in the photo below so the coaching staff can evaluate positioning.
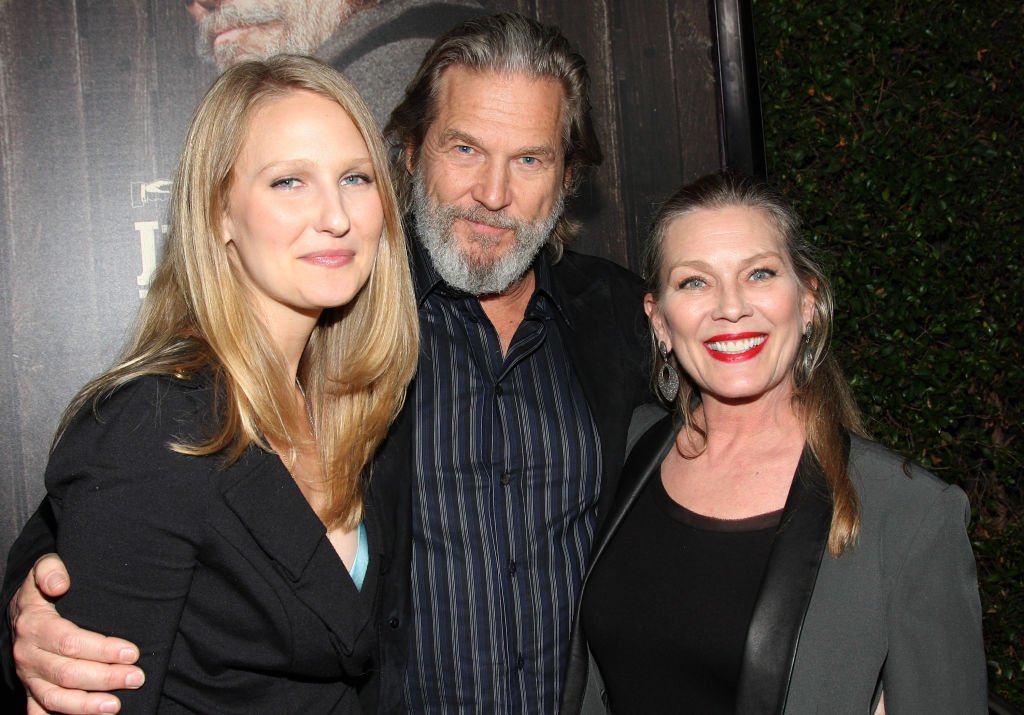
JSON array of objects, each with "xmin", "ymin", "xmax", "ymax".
[{"xmin": 713, "ymin": 0, "xmax": 767, "ymax": 178}]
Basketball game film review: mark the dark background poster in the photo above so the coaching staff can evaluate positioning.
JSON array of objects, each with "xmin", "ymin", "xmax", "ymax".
[{"xmin": 0, "ymin": 0, "xmax": 736, "ymax": 607}]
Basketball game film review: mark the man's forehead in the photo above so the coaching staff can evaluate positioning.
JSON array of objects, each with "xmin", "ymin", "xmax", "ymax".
[
  {"xmin": 435, "ymin": 65, "xmax": 565, "ymax": 107},
  {"xmin": 429, "ymin": 66, "xmax": 566, "ymax": 139}
]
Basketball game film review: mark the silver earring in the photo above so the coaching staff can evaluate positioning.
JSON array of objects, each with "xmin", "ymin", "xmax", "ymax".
[
  {"xmin": 802, "ymin": 322, "xmax": 814, "ymax": 373},
  {"xmin": 657, "ymin": 340, "xmax": 680, "ymax": 402}
]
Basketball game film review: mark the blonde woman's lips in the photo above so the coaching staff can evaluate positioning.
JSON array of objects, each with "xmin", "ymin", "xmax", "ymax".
[{"xmin": 301, "ymin": 250, "xmax": 356, "ymax": 268}]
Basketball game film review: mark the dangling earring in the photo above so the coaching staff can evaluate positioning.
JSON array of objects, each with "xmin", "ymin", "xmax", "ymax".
[
  {"xmin": 802, "ymin": 322, "xmax": 814, "ymax": 373},
  {"xmin": 657, "ymin": 340, "xmax": 680, "ymax": 402}
]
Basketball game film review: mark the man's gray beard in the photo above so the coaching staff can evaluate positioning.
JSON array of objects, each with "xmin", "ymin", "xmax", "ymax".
[
  {"xmin": 194, "ymin": 0, "xmax": 350, "ymax": 69},
  {"xmin": 411, "ymin": 167, "xmax": 564, "ymax": 296}
]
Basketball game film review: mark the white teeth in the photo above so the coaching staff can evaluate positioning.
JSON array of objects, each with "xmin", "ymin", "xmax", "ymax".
[{"xmin": 705, "ymin": 336, "xmax": 766, "ymax": 354}]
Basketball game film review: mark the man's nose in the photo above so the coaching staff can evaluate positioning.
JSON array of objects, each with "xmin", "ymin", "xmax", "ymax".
[{"xmin": 471, "ymin": 162, "xmax": 512, "ymax": 212}]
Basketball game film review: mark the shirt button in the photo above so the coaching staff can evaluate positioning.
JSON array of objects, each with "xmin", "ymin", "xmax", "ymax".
[
  {"xmin": 500, "ymin": 472, "xmax": 511, "ymax": 486},
  {"xmin": 389, "ymin": 617, "xmax": 400, "ymax": 629}
]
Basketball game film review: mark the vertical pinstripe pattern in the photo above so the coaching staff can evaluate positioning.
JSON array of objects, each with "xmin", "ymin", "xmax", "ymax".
[{"xmin": 404, "ymin": 248, "xmax": 602, "ymax": 714}]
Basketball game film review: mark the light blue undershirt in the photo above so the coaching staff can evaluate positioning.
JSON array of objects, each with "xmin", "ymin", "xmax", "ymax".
[{"xmin": 349, "ymin": 521, "xmax": 368, "ymax": 591}]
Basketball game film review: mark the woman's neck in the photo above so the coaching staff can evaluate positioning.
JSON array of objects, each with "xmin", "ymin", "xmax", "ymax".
[{"xmin": 682, "ymin": 385, "xmax": 805, "ymax": 459}]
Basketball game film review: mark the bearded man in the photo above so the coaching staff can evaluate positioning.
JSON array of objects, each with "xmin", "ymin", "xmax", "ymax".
[{"xmin": 367, "ymin": 14, "xmax": 651, "ymax": 712}]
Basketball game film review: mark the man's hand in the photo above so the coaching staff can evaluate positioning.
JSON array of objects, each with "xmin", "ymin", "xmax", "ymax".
[{"xmin": 9, "ymin": 554, "xmax": 144, "ymax": 714}]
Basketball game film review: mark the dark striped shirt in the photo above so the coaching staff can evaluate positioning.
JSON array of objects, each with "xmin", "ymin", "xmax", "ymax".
[{"xmin": 404, "ymin": 240, "xmax": 602, "ymax": 713}]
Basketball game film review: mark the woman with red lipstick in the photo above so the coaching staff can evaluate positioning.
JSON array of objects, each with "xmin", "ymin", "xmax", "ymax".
[
  {"xmin": 562, "ymin": 173, "xmax": 986, "ymax": 714},
  {"xmin": 3, "ymin": 56, "xmax": 417, "ymax": 713}
]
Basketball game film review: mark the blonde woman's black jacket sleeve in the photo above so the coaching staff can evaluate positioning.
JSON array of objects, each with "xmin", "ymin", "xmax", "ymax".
[{"xmin": 4, "ymin": 373, "xmax": 398, "ymax": 714}]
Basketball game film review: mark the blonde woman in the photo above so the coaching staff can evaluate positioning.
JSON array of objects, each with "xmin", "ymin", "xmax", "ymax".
[{"xmin": 4, "ymin": 56, "xmax": 417, "ymax": 713}]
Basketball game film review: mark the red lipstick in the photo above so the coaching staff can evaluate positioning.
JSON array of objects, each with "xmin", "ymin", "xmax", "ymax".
[{"xmin": 703, "ymin": 332, "xmax": 767, "ymax": 363}]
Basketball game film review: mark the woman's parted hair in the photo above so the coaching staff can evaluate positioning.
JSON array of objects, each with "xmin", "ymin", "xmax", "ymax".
[
  {"xmin": 385, "ymin": 12, "xmax": 601, "ymax": 259},
  {"xmin": 644, "ymin": 172, "xmax": 865, "ymax": 556},
  {"xmin": 58, "ymin": 55, "xmax": 419, "ymax": 529}
]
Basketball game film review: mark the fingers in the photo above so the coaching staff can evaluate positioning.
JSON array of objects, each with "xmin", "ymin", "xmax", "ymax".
[
  {"xmin": 7, "ymin": 554, "xmax": 70, "ymax": 630},
  {"xmin": 16, "ymin": 641, "xmax": 142, "ymax": 713},
  {"xmin": 11, "ymin": 606, "xmax": 144, "ymax": 688},
  {"xmin": 31, "ymin": 554, "xmax": 72, "ymax": 599},
  {"xmin": 9, "ymin": 554, "xmax": 144, "ymax": 713},
  {"xmin": 27, "ymin": 688, "xmax": 122, "ymax": 714},
  {"xmin": 12, "ymin": 605, "xmax": 141, "ymax": 668},
  {"xmin": 13, "ymin": 619, "xmax": 143, "ymax": 714},
  {"xmin": 26, "ymin": 695, "xmax": 49, "ymax": 715}
]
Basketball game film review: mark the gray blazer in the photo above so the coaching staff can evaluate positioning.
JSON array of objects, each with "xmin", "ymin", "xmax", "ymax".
[{"xmin": 560, "ymin": 410, "xmax": 987, "ymax": 714}]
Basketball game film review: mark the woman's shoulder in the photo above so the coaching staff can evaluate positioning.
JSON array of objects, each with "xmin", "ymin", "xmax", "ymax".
[
  {"xmin": 626, "ymin": 403, "xmax": 672, "ymax": 454},
  {"xmin": 52, "ymin": 372, "xmax": 219, "ymax": 471},
  {"xmin": 848, "ymin": 434, "xmax": 963, "ymax": 494},
  {"xmin": 846, "ymin": 433, "xmax": 970, "ymax": 532}
]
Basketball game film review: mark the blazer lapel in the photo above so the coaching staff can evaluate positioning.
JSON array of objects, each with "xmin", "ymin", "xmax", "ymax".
[
  {"xmin": 735, "ymin": 449, "xmax": 832, "ymax": 714},
  {"xmin": 586, "ymin": 415, "xmax": 677, "ymax": 580},
  {"xmin": 215, "ymin": 449, "xmax": 371, "ymax": 656},
  {"xmin": 561, "ymin": 414, "xmax": 676, "ymax": 714}
]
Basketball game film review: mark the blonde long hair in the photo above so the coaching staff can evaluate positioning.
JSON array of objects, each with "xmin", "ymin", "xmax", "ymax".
[
  {"xmin": 643, "ymin": 172, "xmax": 865, "ymax": 556},
  {"xmin": 57, "ymin": 56, "xmax": 419, "ymax": 529}
]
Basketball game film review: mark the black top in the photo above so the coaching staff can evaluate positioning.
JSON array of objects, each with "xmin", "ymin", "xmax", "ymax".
[{"xmin": 581, "ymin": 471, "xmax": 780, "ymax": 714}]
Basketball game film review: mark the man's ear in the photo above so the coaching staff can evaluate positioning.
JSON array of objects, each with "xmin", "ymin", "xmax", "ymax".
[
  {"xmin": 404, "ymin": 143, "xmax": 416, "ymax": 175},
  {"xmin": 562, "ymin": 162, "xmax": 574, "ymax": 191}
]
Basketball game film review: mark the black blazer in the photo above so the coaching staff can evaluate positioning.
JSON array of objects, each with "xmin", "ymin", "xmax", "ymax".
[
  {"xmin": 561, "ymin": 414, "xmax": 988, "ymax": 714},
  {"xmin": 3, "ymin": 373, "xmax": 398, "ymax": 713},
  {"xmin": 369, "ymin": 248, "xmax": 652, "ymax": 711}
]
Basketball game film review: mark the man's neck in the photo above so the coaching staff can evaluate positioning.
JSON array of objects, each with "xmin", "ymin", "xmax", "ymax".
[{"xmin": 478, "ymin": 269, "xmax": 536, "ymax": 355}]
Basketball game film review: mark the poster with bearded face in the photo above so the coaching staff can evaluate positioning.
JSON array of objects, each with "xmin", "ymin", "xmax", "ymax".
[{"xmin": 0, "ymin": 0, "xmax": 726, "ymax": 582}]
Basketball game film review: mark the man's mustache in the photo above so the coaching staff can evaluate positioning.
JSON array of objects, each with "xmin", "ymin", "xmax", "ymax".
[{"xmin": 452, "ymin": 206, "xmax": 524, "ymax": 232}]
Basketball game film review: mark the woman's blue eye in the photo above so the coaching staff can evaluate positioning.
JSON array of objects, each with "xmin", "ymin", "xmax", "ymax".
[
  {"xmin": 750, "ymin": 267, "xmax": 777, "ymax": 280},
  {"xmin": 680, "ymin": 277, "xmax": 707, "ymax": 289},
  {"xmin": 341, "ymin": 174, "xmax": 372, "ymax": 186},
  {"xmin": 271, "ymin": 177, "xmax": 300, "ymax": 189}
]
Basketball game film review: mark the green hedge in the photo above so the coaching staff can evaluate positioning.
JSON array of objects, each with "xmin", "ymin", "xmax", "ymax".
[{"xmin": 753, "ymin": 0, "xmax": 1023, "ymax": 706}]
